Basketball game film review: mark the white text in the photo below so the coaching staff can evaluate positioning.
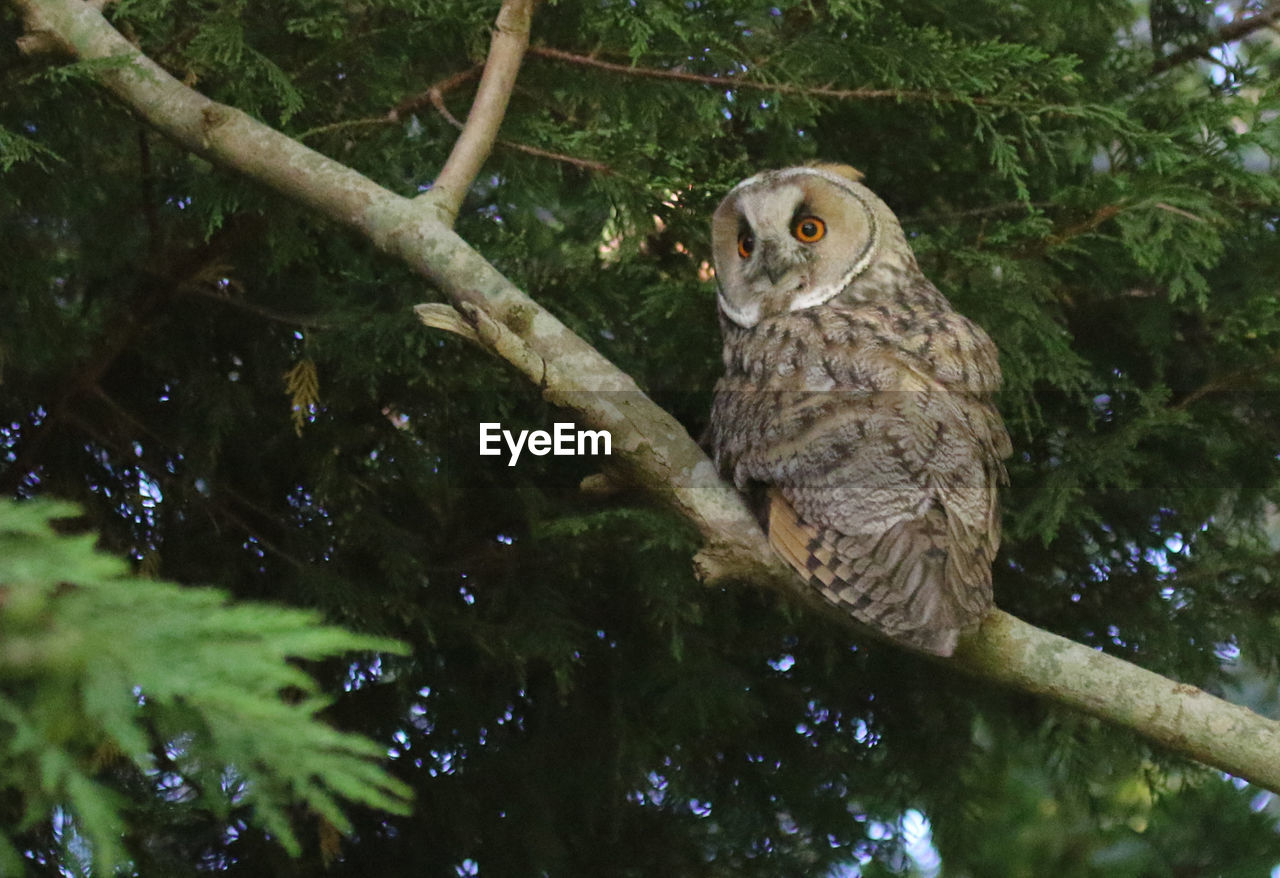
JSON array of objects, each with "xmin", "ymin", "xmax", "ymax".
[{"xmin": 479, "ymin": 422, "xmax": 612, "ymax": 466}]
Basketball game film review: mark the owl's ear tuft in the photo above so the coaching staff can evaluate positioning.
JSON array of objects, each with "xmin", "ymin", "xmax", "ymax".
[{"xmin": 806, "ymin": 161, "xmax": 865, "ymax": 183}]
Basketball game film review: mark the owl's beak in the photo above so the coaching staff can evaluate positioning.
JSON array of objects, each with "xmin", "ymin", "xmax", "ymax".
[{"xmin": 756, "ymin": 238, "xmax": 806, "ymax": 285}]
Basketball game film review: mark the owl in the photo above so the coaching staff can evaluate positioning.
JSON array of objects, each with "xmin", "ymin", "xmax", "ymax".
[{"xmin": 706, "ymin": 164, "xmax": 1011, "ymax": 656}]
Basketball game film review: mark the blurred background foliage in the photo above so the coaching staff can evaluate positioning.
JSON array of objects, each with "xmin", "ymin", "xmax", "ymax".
[{"xmin": 3, "ymin": 0, "xmax": 1280, "ymax": 874}]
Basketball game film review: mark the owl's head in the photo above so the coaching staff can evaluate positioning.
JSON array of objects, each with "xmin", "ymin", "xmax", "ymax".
[{"xmin": 711, "ymin": 164, "xmax": 912, "ymax": 328}]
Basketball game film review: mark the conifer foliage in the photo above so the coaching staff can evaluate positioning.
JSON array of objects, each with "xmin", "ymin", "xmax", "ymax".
[
  {"xmin": 2, "ymin": 0, "xmax": 1280, "ymax": 874},
  {"xmin": 0, "ymin": 500, "xmax": 411, "ymax": 873}
]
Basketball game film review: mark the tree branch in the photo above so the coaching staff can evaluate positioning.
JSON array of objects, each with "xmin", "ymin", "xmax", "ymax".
[
  {"xmin": 423, "ymin": 0, "xmax": 535, "ymax": 224},
  {"xmin": 180, "ymin": 283, "xmax": 343, "ymax": 329},
  {"xmin": 526, "ymin": 45, "xmax": 997, "ymax": 105},
  {"xmin": 300, "ymin": 63, "xmax": 611, "ymax": 175},
  {"xmin": 15, "ymin": 0, "xmax": 1280, "ymax": 794},
  {"xmin": 424, "ymin": 76, "xmax": 612, "ymax": 174},
  {"xmin": 389, "ymin": 65, "xmax": 482, "ymax": 122},
  {"xmin": 954, "ymin": 612, "xmax": 1280, "ymax": 787},
  {"xmin": 1153, "ymin": 2, "xmax": 1280, "ymax": 73},
  {"xmin": 1045, "ymin": 203, "xmax": 1126, "ymax": 245},
  {"xmin": 1173, "ymin": 348, "xmax": 1280, "ymax": 410}
]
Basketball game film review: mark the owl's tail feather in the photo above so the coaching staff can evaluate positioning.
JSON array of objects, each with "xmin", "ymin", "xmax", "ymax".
[{"xmin": 767, "ymin": 490, "xmax": 981, "ymax": 657}]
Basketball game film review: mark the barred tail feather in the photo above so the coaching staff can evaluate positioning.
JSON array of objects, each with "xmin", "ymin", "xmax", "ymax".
[{"xmin": 766, "ymin": 490, "xmax": 988, "ymax": 656}]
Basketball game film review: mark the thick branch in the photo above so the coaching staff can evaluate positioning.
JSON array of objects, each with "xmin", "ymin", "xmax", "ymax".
[
  {"xmin": 424, "ymin": 0, "xmax": 534, "ymax": 224},
  {"xmin": 1153, "ymin": 3, "xmax": 1280, "ymax": 73},
  {"xmin": 955, "ymin": 613, "xmax": 1280, "ymax": 789},
  {"xmin": 15, "ymin": 0, "xmax": 1280, "ymax": 794}
]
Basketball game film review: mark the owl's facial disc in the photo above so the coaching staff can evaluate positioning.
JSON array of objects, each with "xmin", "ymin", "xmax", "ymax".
[{"xmin": 713, "ymin": 167, "xmax": 881, "ymax": 328}]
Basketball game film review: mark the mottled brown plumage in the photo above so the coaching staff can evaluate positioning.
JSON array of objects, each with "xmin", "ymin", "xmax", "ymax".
[{"xmin": 707, "ymin": 165, "xmax": 1011, "ymax": 655}]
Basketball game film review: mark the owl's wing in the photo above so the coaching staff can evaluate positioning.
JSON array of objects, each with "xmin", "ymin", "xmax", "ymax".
[
  {"xmin": 760, "ymin": 390, "xmax": 999, "ymax": 655},
  {"xmin": 767, "ymin": 488, "xmax": 970, "ymax": 656},
  {"xmin": 725, "ymin": 314, "xmax": 1007, "ymax": 656}
]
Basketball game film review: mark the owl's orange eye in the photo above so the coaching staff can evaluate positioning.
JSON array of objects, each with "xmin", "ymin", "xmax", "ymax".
[
  {"xmin": 793, "ymin": 216, "xmax": 825, "ymax": 243},
  {"xmin": 737, "ymin": 232, "xmax": 755, "ymax": 259}
]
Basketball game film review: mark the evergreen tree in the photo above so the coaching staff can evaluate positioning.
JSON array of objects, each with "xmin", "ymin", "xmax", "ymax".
[{"xmin": 2, "ymin": 0, "xmax": 1280, "ymax": 874}]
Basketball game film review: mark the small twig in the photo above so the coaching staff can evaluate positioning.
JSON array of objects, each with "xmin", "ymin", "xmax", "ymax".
[
  {"xmin": 302, "ymin": 66, "xmax": 610, "ymax": 173},
  {"xmin": 424, "ymin": 0, "xmax": 536, "ymax": 223},
  {"xmin": 428, "ymin": 88, "xmax": 466, "ymax": 130},
  {"xmin": 1042, "ymin": 200, "xmax": 1205, "ymax": 248},
  {"xmin": 527, "ymin": 45, "xmax": 997, "ymax": 105},
  {"xmin": 298, "ymin": 67, "xmax": 482, "ymax": 142},
  {"xmin": 1045, "ymin": 203, "xmax": 1125, "ymax": 245},
  {"xmin": 1152, "ymin": 201, "xmax": 1207, "ymax": 223},
  {"xmin": 497, "ymin": 139, "xmax": 612, "ymax": 173},
  {"xmin": 429, "ymin": 84, "xmax": 611, "ymax": 173},
  {"xmin": 181, "ymin": 284, "xmax": 342, "ymax": 329},
  {"xmin": 391, "ymin": 65, "xmax": 482, "ymax": 122},
  {"xmin": 414, "ymin": 302, "xmax": 480, "ymax": 343},
  {"xmin": 215, "ymin": 492, "xmax": 308, "ymax": 571},
  {"xmin": 90, "ymin": 386, "xmax": 165, "ymax": 445},
  {"xmin": 1153, "ymin": 2, "xmax": 1280, "ymax": 72},
  {"xmin": 1174, "ymin": 349, "xmax": 1280, "ymax": 410},
  {"xmin": 296, "ymin": 116, "xmax": 395, "ymax": 143}
]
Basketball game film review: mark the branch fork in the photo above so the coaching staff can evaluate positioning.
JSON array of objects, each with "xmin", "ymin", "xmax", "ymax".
[{"xmin": 420, "ymin": 0, "xmax": 535, "ymax": 225}]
